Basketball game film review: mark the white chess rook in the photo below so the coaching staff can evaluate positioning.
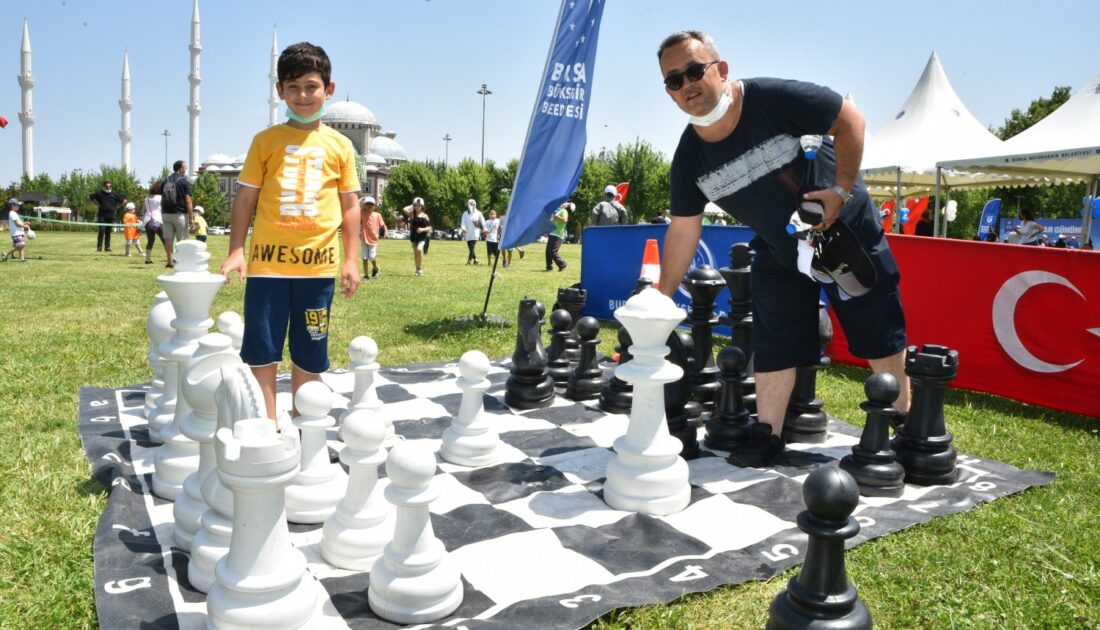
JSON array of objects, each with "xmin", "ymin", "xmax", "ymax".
[
  {"xmin": 144, "ymin": 292, "xmax": 174, "ymax": 427},
  {"xmin": 441, "ymin": 350, "xmax": 500, "ymax": 467},
  {"xmin": 172, "ymin": 333, "xmax": 239, "ymax": 551},
  {"xmin": 285, "ymin": 381, "xmax": 348, "ymax": 524},
  {"xmin": 369, "ymin": 442, "xmax": 463, "ymax": 624},
  {"xmin": 153, "ymin": 241, "xmax": 225, "ymax": 500},
  {"xmin": 603, "ymin": 289, "xmax": 692, "ymax": 516},
  {"xmin": 347, "ymin": 336, "xmax": 392, "ymax": 441},
  {"xmin": 206, "ymin": 419, "xmax": 319, "ymax": 630},
  {"xmin": 189, "ymin": 364, "xmax": 267, "ymax": 593},
  {"xmin": 320, "ymin": 409, "xmax": 393, "ymax": 569}
]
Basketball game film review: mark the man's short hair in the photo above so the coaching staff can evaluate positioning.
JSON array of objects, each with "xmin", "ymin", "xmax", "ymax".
[
  {"xmin": 657, "ymin": 30, "xmax": 720, "ymax": 61},
  {"xmin": 173, "ymin": 160, "xmax": 185, "ymax": 173},
  {"xmin": 278, "ymin": 42, "xmax": 332, "ymax": 85}
]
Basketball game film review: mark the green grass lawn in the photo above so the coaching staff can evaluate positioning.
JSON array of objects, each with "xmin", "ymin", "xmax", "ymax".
[{"xmin": 0, "ymin": 232, "xmax": 1096, "ymax": 629}]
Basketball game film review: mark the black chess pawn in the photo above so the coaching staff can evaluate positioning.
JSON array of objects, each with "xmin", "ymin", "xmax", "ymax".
[
  {"xmin": 718, "ymin": 243, "xmax": 756, "ymax": 413},
  {"xmin": 682, "ymin": 265, "xmax": 724, "ymax": 411},
  {"xmin": 662, "ymin": 329, "xmax": 699, "ymax": 459},
  {"xmin": 891, "ymin": 345, "xmax": 959, "ymax": 485},
  {"xmin": 840, "ymin": 373, "xmax": 905, "ymax": 497},
  {"xmin": 704, "ymin": 345, "xmax": 754, "ymax": 451},
  {"xmin": 552, "ymin": 285, "xmax": 587, "ymax": 364},
  {"xmin": 782, "ymin": 301, "xmax": 832, "ymax": 444},
  {"xmin": 504, "ymin": 297, "xmax": 555, "ymax": 409},
  {"xmin": 766, "ymin": 467, "xmax": 872, "ymax": 630},
  {"xmin": 598, "ymin": 325, "xmax": 634, "ymax": 414},
  {"xmin": 546, "ymin": 309, "xmax": 573, "ymax": 387},
  {"xmin": 565, "ymin": 317, "xmax": 606, "ymax": 401}
]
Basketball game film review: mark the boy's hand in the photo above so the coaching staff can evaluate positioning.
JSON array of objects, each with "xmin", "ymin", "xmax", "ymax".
[
  {"xmin": 341, "ymin": 259, "xmax": 360, "ymax": 298},
  {"xmin": 220, "ymin": 249, "xmax": 246, "ymax": 283}
]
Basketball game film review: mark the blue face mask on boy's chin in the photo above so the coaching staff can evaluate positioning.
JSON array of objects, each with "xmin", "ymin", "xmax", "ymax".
[{"xmin": 285, "ymin": 105, "xmax": 327, "ymax": 124}]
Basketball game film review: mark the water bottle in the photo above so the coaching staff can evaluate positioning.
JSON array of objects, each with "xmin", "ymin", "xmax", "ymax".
[{"xmin": 798, "ymin": 135, "xmax": 825, "ymax": 226}]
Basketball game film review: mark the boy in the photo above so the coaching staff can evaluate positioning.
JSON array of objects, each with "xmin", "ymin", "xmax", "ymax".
[
  {"xmin": 359, "ymin": 195, "xmax": 385, "ymax": 279},
  {"xmin": 219, "ymin": 42, "xmax": 361, "ymax": 423},
  {"xmin": 3, "ymin": 198, "xmax": 30, "ymax": 262},
  {"xmin": 122, "ymin": 202, "xmax": 145, "ymax": 257},
  {"xmin": 191, "ymin": 206, "xmax": 208, "ymax": 242}
]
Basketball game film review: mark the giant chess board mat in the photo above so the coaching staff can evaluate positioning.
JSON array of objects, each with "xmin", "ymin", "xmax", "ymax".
[{"xmin": 78, "ymin": 358, "xmax": 1052, "ymax": 629}]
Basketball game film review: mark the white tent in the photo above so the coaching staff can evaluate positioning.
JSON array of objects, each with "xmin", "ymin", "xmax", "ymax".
[{"xmin": 937, "ymin": 69, "xmax": 1100, "ymax": 242}]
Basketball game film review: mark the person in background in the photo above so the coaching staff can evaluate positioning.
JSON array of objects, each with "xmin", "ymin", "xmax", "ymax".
[
  {"xmin": 460, "ymin": 199, "xmax": 485, "ymax": 265},
  {"xmin": 1013, "ymin": 208, "xmax": 1044, "ymax": 245},
  {"xmin": 915, "ymin": 210, "xmax": 935, "ymax": 237},
  {"xmin": 591, "ymin": 185, "xmax": 627, "ymax": 226},
  {"xmin": 359, "ymin": 195, "xmax": 385, "ymax": 279},
  {"xmin": 191, "ymin": 206, "xmax": 208, "ymax": 243},
  {"xmin": 160, "ymin": 160, "xmax": 195, "ymax": 267},
  {"xmin": 650, "ymin": 210, "xmax": 672, "ymax": 224},
  {"xmin": 142, "ymin": 181, "xmax": 167, "ymax": 265},
  {"xmin": 403, "ymin": 197, "xmax": 432, "ymax": 276},
  {"xmin": 2, "ymin": 198, "xmax": 30, "ymax": 262},
  {"xmin": 483, "ymin": 208, "xmax": 501, "ymax": 266},
  {"xmin": 122, "ymin": 202, "xmax": 145, "ymax": 257},
  {"xmin": 1053, "ymin": 234, "xmax": 1068, "ymax": 249},
  {"xmin": 546, "ymin": 201, "xmax": 571, "ymax": 271},
  {"xmin": 90, "ymin": 180, "xmax": 124, "ymax": 253}
]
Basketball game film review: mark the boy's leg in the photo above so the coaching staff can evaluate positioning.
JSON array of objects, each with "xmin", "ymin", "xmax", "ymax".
[
  {"xmin": 286, "ymin": 278, "xmax": 336, "ymax": 415},
  {"xmin": 240, "ymin": 277, "xmax": 292, "ymax": 425},
  {"xmin": 250, "ymin": 363, "xmax": 279, "ymax": 422},
  {"xmin": 290, "ymin": 365, "xmax": 322, "ymax": 417}
]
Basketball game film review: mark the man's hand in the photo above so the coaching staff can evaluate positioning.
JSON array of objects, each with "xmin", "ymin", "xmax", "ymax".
[
  {"xmin": 802, "ymin": 188, "xmax": 845, "ymax": 231},
  {"xmin": 219, "ymin": 249, "xmax": 246, "ymax": 283},
  {"xmin": 341, "ymin": 259, "xmax": 360, "ymax": 298}
]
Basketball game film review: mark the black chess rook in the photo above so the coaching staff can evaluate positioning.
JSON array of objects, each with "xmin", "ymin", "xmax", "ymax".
[
  {"xmin": 892, "ymin": 344, "xmax": 959, "ymax": 485},
  {"xmin": 719, "ymin": 243, "xmax": 756, "ymax": 414},
  {"xmin": 840, "ymin": 372, "xmax": 906, "ymax": 497},
  {"xmin": 782, "ymin": 302, "xmax": 832, "ymax": 444},
  {"xmin": 504, "ymin": 297, "xmax": 556, "ymax": 409},
  {"xmin": 766, "ymin": 467, "xmax": 872, "ymax": 630},
  {"xmin": 565, "ymin": 317, "xmax": 607, "ymax": 401},
  {"xmin": 683, "ymin": 265, "xmax": 724, "ymax": 411},
  {"xmin": 704, "ymin": 344, "xmax": 754, "ymax": 451}
]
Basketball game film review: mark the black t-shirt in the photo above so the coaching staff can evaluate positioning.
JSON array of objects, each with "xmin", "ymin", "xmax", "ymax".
[
  {"xmin": 670, "ymin": 78, "xmax": 877, "ymax": 270},
  {"xmin": 90, "ymin": 190, "xmax": 124, "ymax": 219},
  {"xmin": 410, "ymin": 214, "xmax": 431, "ymax": 243},
  {"xmin": 162, "ymin": 173, "xmax": 192, "ymax": 213}
]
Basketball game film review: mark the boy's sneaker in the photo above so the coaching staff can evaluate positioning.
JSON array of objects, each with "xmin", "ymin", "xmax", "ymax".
[
  {"xmin": 1, "ymin": 252, "xmax": 8, "ymax": 262},
  {"xmin": 519, "ymin": 250, "xmax": 525, "ymax": 258},
  {"xmin": 415, "ymin": 268, "xmax": 423, "ymax": 277},
  {"xmin": 727, "ymin": 422, "xmax": 785, "ymax": 468},
  {"xmin": 371, "ymin": 268, "xmax": 379, "ymax": 279}
]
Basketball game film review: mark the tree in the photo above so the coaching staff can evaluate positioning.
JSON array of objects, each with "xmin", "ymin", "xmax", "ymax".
[
  {"xmin": 572, "ymin": 154, "xmax": 615, "ymax": 235},
  {"xmin": 55, "ymin": 170, "xmax": 99, "ymax": 221},
  {"xmin": 437, "ymin": 159, "xmax": 491, "ymax": 230},
  {"xmin": 192, "ymin": 171, "xmax": 229, "ymax": 226},
  {"xmin": 607, "ymin": 139, "xmax": 670, "ymax": 223},
  {"xmin": 485, "ymin": 159, "xmax": 519, "ymax": 212},
  {"xmin": 381, "ymin": 161, "xmax": 441, "ymax": 226}
]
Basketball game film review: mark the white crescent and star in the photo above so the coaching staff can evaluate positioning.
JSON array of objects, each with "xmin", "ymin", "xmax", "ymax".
[{"xmin": 992, "ymin": 270, "xmax": 1100, "ymax": 373}]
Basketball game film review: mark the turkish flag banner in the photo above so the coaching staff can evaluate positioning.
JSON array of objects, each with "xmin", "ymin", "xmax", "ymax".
[
  {"xmin": 828, "ymin": 235, "xmax": 1100, "ymax": 418},
  {"xmin": 0, "ymin": 115, "xmax": 8, "ymax": 128}
]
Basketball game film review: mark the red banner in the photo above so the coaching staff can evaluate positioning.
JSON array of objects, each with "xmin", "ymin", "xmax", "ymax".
[{"xmin": 828, "ymin": 235, "xmax": 1100, "ymax": 418}]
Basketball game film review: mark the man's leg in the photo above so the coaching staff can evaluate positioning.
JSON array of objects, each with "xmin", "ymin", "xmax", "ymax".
[
  {"xmin": 869, "ymin": 350, "xmax": 910, "ymax": 412},
  {"xmin": 104, "ymin": 225, "xmax": 112, "ymax": 251},
  {"xmin": 754, "ymin": 368, "xmax": 798, "ymax": 436}
]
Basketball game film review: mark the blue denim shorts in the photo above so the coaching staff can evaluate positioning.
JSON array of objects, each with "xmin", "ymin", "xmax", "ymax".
[{"xmin": 240, "ymin": 277, "xmax": 335, "ymax": 374}]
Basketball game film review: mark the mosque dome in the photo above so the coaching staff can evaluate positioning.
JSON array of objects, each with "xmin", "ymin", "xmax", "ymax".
[
  {"xmin": 324, "ymin": 100, "xmax": 379, "ymax": 127},
  {"xmin": 203, "ymin": 153, "xmax": 234, "ymax": 165},
  {"xmin": 365, "ymin": 152, "xmax": 387, "ymax": 166},
  {"xmin": 370, "ymin": 133, "xmax": 407, "ymax": 162}
]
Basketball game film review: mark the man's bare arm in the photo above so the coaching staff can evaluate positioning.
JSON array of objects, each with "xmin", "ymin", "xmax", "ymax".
[{"xmin": 658, "ymin": 214, "xmax": 703, "ymax": 297}]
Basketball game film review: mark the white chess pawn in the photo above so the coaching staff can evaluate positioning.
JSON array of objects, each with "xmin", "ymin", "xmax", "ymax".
[
  {"xmin": 206, "ymin": 419, "xmax": 319, "ymax": 629},
  {"xmin": 348, "ymin": 336, "xmax": 392, "ymax": 441},
  {"xmin": 216, "ymin": 311, "xmax": 244, "ymax": 352},
  {"xmin": 144, "ymin": 292, "xmax": 174, "ymax": 426},
  {"xmin": 603, "ymin": 288, "xmax": 691, "ymax": 516},
  {"xmin": 284, "ymin": 381, "xmax": 348, "ymax": 524},
  {"xmin": 441, "ymin": 350, "xmax": 500, "ymax": 467},
  {"xmin": 320, "ymin": 409, "xmax": 393, "ymax": 569},
  {"xmin": 368, "ymin": 441, "xmax": 463, "ymax": 624}
]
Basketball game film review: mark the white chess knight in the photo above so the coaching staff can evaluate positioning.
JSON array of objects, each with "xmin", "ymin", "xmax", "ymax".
[
  {"xmin": 602, "ymin": 288, "xmax": 692, "ymax": 516},
  {"xmin": 206, "ymin": 419, "xmax": 320, "ymax": 629},
  {"xmin": 320, "ymin": 408, "xmax": 393, "ymax": 570},
  {"xmin": 369, "ymin": 441, "xmax": 463, "ymax": 624},
  {"xmin": 144, "ymin": 292, "xmax": 174, "ymax": 428},
  {"xmin": 152, "ymin": 240, "xmax": 226, "ymax": 501},
  {"xmin": 284, "ymin": 381, "xmax": 348, "ymax": 524},
  {"xmin": 441, "ymin": 350, "xmax": 500, "ymax": 466}
]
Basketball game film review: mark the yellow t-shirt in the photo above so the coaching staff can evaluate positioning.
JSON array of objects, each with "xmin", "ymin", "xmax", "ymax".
[
  {"xmin": 237, "ymin": 123, "xmax": 360, "ymax": 277},
  {"xmin": 192, "ymin": 214, "xmax": 208, "ymax": 236}
]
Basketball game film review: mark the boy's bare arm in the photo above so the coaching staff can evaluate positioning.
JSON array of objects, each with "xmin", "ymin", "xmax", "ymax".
[
  {"xmin": 219, "ymin": 186, "xmax": 260, "ymax": 281},
  {"xmin": 339, "ymin": 191, "xmax": 361, "ymax": 298}
]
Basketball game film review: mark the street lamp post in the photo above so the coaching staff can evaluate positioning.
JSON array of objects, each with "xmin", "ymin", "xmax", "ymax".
[
  {"xmin": 443, "ymin": 133, "xmax": 452, "ymax": 167},
  {"xmin": 477, "ymin": 83, "xmax": 492, "ymax": 166},
  {"xmin": 161, "ymin": 129, "xmax": 171, "ymax": 173}
]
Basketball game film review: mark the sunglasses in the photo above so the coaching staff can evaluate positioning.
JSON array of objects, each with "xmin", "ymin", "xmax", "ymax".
[{"xmin": 664, "ymin": 60, "xmax": 719, "ymax": 91}]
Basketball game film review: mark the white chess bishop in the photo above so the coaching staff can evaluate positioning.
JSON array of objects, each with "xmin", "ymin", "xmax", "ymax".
[
  {"xmin": 441, "ymin": 350, "xmax": 500, "ymax": 467},
  {"xmin": 602, "ymin": 288, "xmax": 692, "ymax": 516},
  {"xmin": 284, "ymin": 381, "xmax": 348, "ymax": 524}
]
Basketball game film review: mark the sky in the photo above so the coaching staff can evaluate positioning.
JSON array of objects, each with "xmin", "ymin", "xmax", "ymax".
[{"xmin": 2, "ymin": 0, "xmax": 1099, "ymax": 186}]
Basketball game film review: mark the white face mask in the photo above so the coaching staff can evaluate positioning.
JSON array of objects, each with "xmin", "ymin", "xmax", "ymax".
[{"xmin": 689, "ymin": 82, "xmax": 732, "ymax": 127}]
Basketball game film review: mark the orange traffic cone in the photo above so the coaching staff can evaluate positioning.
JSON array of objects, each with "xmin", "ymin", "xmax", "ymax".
[{"xmin": 639, "ymin": 238, "xmax": 661, "ymax": 289}]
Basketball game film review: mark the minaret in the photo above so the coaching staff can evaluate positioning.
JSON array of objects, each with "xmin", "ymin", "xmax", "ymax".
[
  {"xmin": 119, "ymin": 50, "xmax": 133, "ymax": 172},
  {"xmin": 18, "ymin": 19, "xmax": 35, "ymax": 178},
  {"xmin": 268, "ymin": 27, "xmax": 279, "ymax": 127},
  {"xmin": 188, "ymin": 0, "xmax": 202, "ymax": 178}
]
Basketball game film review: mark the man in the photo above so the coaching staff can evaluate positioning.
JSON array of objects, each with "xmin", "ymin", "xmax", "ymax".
[
  {"xmin": 161, "ymin": 160, "xmax": 195, "ymax": 267},
  {"xmin": 656, "ymin": 30, "xmax": 909, "ymax": 466},
  {"xmin": 460, "ymin": 199, "xmax": 485, "ymax": 265},
  {"xmin": 591, "ymin": 185, "xmax": 627, "ymax": 226},
  {"xmin": 90, "ymin": 180, "xmax": 124, "ymax": 252},
  {"xmin": 546, "ymin": 202, "xmax": 571, "ymax": 271}
]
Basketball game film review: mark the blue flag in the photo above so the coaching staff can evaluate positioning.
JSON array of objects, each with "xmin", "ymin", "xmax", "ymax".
[
  {"xmin": 977, "ymin": 198, "xmax": 1001, "ymax": 240},
  {"xmin": 500, "ymin": 0, "xmax": 606, "ymax": 250}
]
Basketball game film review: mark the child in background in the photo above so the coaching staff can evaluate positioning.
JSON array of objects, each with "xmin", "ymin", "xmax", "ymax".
[
  {"xmin": 219, "ymin": 42, "xmax": 361, "ymax": 424},
  {"xmin": 122, "ymin": 203, "xmax": 145, "ymax": 257},
  {"xmin": 3, "ymin": 198, "xmax": 30, "ymax": 262},
  {"xmin": 191, "ymin": 206, "xmax": 208, "ymax": 242},
  {"xmin": 359, "ymin": 195, "xmax": 385, "ymax": 279}
]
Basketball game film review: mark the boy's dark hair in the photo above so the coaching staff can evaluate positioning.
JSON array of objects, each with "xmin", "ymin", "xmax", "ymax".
[
  {"xmin": 173, "ymin": 160, "xmax": 185, "ymax": 173},
  {"xmin": 278, "ymin": 42, "xmax": 332, "ymax": 85}
]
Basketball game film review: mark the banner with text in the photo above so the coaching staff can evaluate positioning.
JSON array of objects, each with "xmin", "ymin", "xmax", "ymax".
[
  {"xmin": 500, "ymin": 0, "xmax": 606, "ymax": 250},
  {"xmin": 829, "ymin": 235, "xmax": 1100, "ymax": 418}
]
